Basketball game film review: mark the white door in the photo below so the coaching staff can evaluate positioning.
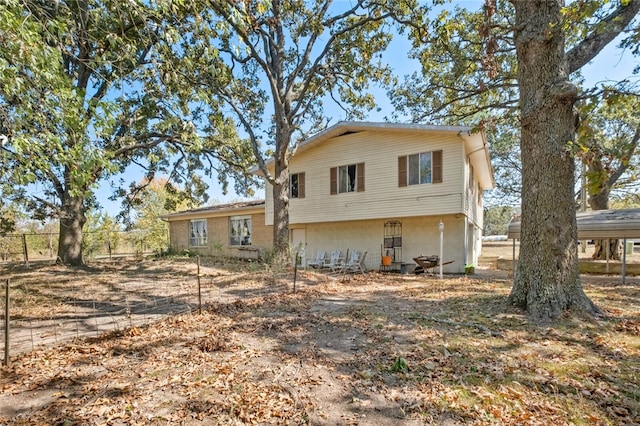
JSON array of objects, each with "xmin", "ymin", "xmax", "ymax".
[{"xmin": 291, "ymin": 228, "xmax": 306, "ymax": 266}]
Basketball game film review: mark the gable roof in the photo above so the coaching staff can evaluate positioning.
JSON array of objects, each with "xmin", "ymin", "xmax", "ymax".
[
  {"xmin": 253, "ymin": 121, "xmax": 494, "ymax": 190},
  {"xmin": 162, "ymin": 200, "xmax": 265, "ymax": 221}
]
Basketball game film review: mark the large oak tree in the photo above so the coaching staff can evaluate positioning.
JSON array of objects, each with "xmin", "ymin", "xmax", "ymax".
[
  {"xmin": 178, "ymin": 0, "xmax": 418, "ymax": 262},
  {"xmin": 0, "ymin": 0, "xmax": 255, "ymax": 265},
  {"xmin": 510, "ymin": 0, "xmax": 639, "ymax": 320},
  {"xmin": 395, "ymin": 0, "xmax": 640, "ymax": 320}
]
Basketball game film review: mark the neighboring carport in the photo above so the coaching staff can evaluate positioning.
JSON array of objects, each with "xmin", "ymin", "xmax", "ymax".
[{"xmin": 507, "ymin": 208, "xmax": 640, "ymax": 284}]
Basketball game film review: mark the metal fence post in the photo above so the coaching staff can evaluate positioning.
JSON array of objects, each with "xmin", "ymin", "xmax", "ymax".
[
  {"xmin": 197, "ymin": 256, "xmax": 202, "ymax": 315},
  {"xmin": 4, "ymin": 279, "xmax": 9, "ymax": 367},
  {"xmin": 22, "ymin": 234, "xmax": 29, "ymax": 269},
  {"xmin": 107, "ymin": 230, "xmax": 112, "ymax": 261}
]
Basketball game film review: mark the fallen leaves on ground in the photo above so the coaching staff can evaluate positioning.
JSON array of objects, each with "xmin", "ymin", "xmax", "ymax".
[{"xmin": 1, "ymin": 261, "xmax": 639, "ymax": 425}]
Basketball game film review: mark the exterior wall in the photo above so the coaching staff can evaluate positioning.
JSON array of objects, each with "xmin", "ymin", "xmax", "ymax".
[
  {"xmin": 168, "ymin": 212, "xmax": 273, "ymax": 258},
  {"xmin": 169, "ymin": 220, "xmax": 190, "ymax": 252},
  {"xmin": 462, "ymin": 147, "xmax": 485, "ymax": 267},
  {"xmin": 265, "ymin": 129, "xmax": 466, "ymax": 225},
  {"xmin": 464, "ymin": 155, "xmax": 484, "ymax": 228},
  {"xmin": 298, "ymin": 214, "xmax": 467, "ymax": 273}
]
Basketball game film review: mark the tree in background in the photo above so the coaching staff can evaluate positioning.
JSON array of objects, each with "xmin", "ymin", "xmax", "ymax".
[
  {"xmin": 396, "ymin": 0, "xmax": 640, "ymax": 320},
  {"xmin": 577, "ymin": 93, "xmax": 640, "ymax": 260},
  {"xmin": 0, "ymin": 202, "xmax": 26, "ymax": 260},
  {"xmin": 0, "ymin": 0, "xmax": 255, "ymax": 266},
  {"xmin": 484, "ymin": 205, "xmax": 516, "ymax": 236},
  {"xmin": 483, "ymin": 125, "xmax": 522, "ymax": 207},
  {"xmin": 128, "ymin": 178, "xmax": 193, "ymax": 254},
  {"xmin": 0, "ymin": 199, "xmax": 19, "ymax": 236},
  {"xmin": 82, "ymin": 211, "xmax": 117, "ymax": 260},
  {"xmin": 177, "ymin": 0, "xmax": 419, "ymax": 262}
]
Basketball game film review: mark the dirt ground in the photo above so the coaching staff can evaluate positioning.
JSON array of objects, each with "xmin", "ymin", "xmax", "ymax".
[{"xmin": 1, "ymin": 247, "xmax": 639, "ymax": 425}]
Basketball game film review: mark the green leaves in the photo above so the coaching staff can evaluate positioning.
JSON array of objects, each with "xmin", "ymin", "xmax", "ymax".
[
  {"xmin": 1, "ymin": 0, "xmax": 259, "ymax": 262},
  {"xmin": 2, "ymin": 0, "xmax": 255, "ymax": 200},
  {"xmin": 575, "ymin": 92, "xmax": 640, "ymax": 207}
]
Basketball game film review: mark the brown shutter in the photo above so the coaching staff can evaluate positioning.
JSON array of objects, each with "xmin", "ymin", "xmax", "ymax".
[
  {"xmin": 432, "ymin": 150, "xmax": 443, "ymax": 183},
  {"xmin": 330, "ymin": 167, "xmax": 337, "ymax": 195},
  {"xmin": 298, "ymin": 172, "xmax": 305, "ymax": 198},
  {"xmin": 398, "ymin": 156, "xmax": 407, "ymax": 187},
  {"xmin": 356, "ymin": 163, "xmax": 365, "ymax": 192}
]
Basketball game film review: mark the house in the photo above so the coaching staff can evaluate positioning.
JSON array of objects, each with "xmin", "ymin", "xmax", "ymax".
[
  {"xmin": 163, "ymin": 200, "xmax": 272, "ymax": 259},
  {"xmin": 262, "ymin": 121, "xmax": 494, "ymax": 273},
  {"xmin": 165, "ymin": 121, "xmax": 494, "ymax": 273}
]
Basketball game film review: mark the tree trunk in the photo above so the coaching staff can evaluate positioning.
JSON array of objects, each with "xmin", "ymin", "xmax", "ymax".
[
  {"xmin": 272, "ymin": 166, "xmax": 290, "ymax": 265},
  {"xmin": 57, "ymin": 194, "xmax": 86, "ymax": 266},
  {"xmin": 509, "ymin": 0, "xmax": 599, "ymax": 321},
  {"xmin": 588, "ymin": 181, "xmax": 620, "ymax": 260},
  {"xmin": 592, "ymin": 239, "xmax": 620, "ymax": 261}
]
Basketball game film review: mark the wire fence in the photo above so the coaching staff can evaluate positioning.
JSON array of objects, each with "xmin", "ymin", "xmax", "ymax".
[
  {"xmin": 0, "ymin": 230, "xmax": 168, "ymax": 265},
  {"xmin": 1, "ymin": 257, "xmax": 305, "ymax": 366}
]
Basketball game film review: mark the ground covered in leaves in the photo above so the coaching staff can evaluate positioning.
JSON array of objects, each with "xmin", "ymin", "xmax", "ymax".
[{"xmin": 1, "ymin": 259, "xmax": 640, "ymax": 425}]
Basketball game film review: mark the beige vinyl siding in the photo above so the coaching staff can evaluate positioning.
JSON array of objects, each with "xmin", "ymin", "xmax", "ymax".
[
  {"xmin": 266, "ymin": 129, "xmax": 466, "ymax": 225},
  {"xmin": 464, "ymin": 153, "xmax": 484, "ymax": 229},
  {"xmin": 302, "ymin": 214, "xmax": 467, "ymax": 273},
  {"xmin": 476, "ymin": 183, "xmax": 484, "ymax": 226},
  {"xmin": 464, "ymin": 159, "xmax": 471, "ymax": 218}
]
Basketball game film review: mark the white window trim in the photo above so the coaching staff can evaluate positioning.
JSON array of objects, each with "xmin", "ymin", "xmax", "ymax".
[
  {"xmin": 189, "ymin": 219, "xmax": 208, "ymax": 247},
  {"xmin": 338, "ymin": 164, "xmax": 357, "ymax": 193},
  {"xmin": 407, "ymin": 151, "xmax": 433, "ymax": 185},
  {"xmin": 229, "ymin": 215, "xmax": 252, "ymax": 246}
]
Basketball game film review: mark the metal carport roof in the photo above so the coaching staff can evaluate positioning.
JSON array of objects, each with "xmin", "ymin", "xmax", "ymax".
[
  {"xmin": 507, "ymin": 208, "xmax": 640, "ymax": 284},
  {"xmin": 507, "ymin": 208, "xmax": 640, "ymax": 240}
]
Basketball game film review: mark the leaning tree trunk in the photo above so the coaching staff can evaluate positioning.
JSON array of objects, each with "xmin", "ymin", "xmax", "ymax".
[
  {"xmin": 509, "ymin": 0, "xmax": 599, "ymax": 321},
  {"xmin": 57, "ymin": 194, "xmax": 87, "ymax": 266},
  {"xmin": 589, "ymin": 185, "xmax": 620, "ymax": 260}
]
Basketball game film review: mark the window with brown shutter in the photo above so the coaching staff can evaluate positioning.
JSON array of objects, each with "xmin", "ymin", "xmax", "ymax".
[
  {"xmin": 330, "ymin": 167, "xmax": 337, "ymax": 195},
  {"xmin": 332, "ymin": 163, "xmax": 365, "ymax": 194},
  {"xmin": 298, "ymin": 172, "xmax": 305, "ymax": 198},
  {"xmin": 433, "ymin": 150, "xmax": 443, "ymax": 183},
  {"xmin": 398, "ymin": 156, "xmax": 407, "ymax": 187},
  {"xmin": 400, "ymin": 150, "xmax": 443, "ymax": 186},
  {"xmin": 356, "ymin": 162, "xmax": 365, "ymax": 192}
]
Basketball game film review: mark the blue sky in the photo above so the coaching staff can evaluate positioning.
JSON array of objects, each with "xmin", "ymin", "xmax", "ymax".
[{"xmin": 93, "ymin": 8, "xmax": 640, "ymax": 218}]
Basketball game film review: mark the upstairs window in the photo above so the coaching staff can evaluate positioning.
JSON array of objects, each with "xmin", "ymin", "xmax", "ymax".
[
  {"xmin": 398, "ymin": 150, "xmax": 443, "ymax": 187},
  {"xmin": 330, "ymin": 163, "xmax": 365, "ymax": 194},
  {"xmin": 230, "ymin": 216, "xmax": 252, "ymax": 246},
  {"xmin": 189, "ymin": 219, "xmax": 208, "ymax": 247},
  {"xmin": 290, "ymin": 172, "xmax": 305, "ymax": 198}
]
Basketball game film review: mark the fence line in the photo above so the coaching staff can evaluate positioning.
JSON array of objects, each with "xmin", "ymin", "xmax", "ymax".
[
  {"xmin": 0, "ymin": 230, "xmax": 169, "ymax": 266},
  {"xmin": 1, "ymin": 257, "xmax": 299, "ymax": 364}
]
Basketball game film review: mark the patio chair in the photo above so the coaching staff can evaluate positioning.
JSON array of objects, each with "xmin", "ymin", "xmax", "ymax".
[
  {"xmin": 343, "ymin": 250, "xmax": 367, "ymax": 274},
  {"xmin": 306, "ymin": 250, "xmax": 326, "ymax": 269},
  {"xmin": 322, "ymin": 249, "xmax": 343, "ymax": 271}
]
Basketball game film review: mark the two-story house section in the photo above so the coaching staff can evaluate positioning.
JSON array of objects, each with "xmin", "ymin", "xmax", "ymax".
[{"xmin": 262, "ymin": 121, "xmax": 494, "ymax": 273}]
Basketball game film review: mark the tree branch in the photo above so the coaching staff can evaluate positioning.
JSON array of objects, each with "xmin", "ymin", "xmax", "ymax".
[
  {"xmin": 607, "ymin": 122, "xmax": 640, "ymax": 187},
  {"xmin": 567, "ymin": 0, "xmax": 640, "ymax": 74}
]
